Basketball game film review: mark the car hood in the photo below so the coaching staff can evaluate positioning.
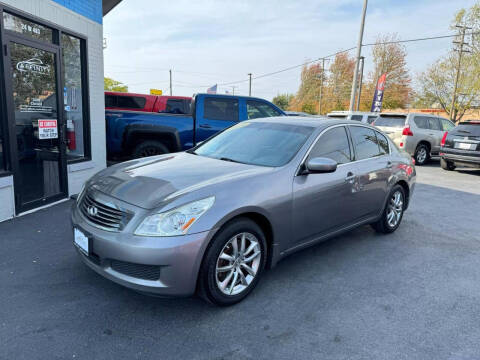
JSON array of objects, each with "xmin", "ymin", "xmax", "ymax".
[{"xmin": 87, "ymin": 153, "xmax": 272, "ymax": 209}]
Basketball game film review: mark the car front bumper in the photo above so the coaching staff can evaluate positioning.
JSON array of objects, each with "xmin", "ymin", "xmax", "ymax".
[{"xmin": 71, "ymin": 204, "xmax": 214, "ymax": 297}]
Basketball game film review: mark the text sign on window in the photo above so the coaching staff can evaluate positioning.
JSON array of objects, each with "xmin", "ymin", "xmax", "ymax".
[
  {"xmin": 3, "ymin": 12, "xmax": 53, "ymax": 43},
  {"xmin": 38, "ymin": 119, "xmax": 58, "ymax": 139}
]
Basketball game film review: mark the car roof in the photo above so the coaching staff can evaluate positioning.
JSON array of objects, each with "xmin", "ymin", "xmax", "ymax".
[{"xmin": 249, "ymin": 116, "xmax": 374, "ymax": 129}]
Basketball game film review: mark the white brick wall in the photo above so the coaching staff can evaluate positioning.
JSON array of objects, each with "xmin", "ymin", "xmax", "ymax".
[{"xmin": 0, "ymin": 0, "xmax": 106, "ymax": 221}]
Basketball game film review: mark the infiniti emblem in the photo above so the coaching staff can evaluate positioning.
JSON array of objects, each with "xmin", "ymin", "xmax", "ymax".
[{"xmin": 87, "ymin": 205, "xmax": 99, "ymax": 217}]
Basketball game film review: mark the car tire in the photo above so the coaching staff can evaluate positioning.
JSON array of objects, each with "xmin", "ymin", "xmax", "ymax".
[
  {"xmin": 440, "ymin": 158, "xmax": 456, "ymax": 171},
  {"xmin": 414, "ymin": 143, "xmax": 430, "ymax": 165},
  {"xmin": 132, "ymin": 141, "xmax": 169, "ymax": 158},
  {"xmin": 197, "ymin": 218, "xmax": 267, "ymax": 306},
  {"xmin": 371, "ymin": 184, "xmax": 406, "ymax": 234}
]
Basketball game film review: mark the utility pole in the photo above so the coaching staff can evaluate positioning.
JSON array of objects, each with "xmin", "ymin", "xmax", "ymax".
[
  {"xmin": 317, "ymin": 58, "xmax": 326, "ymax": 115},
  {"xmin": 349, "ymin": 0, "xmax": 368, "ymax": 112},
  {"xmin": 356, "ymin": 56, "xmax": 365, "ymax": 111},
  {"xmin": 231, "ymin": 86, "xmax": 237, "ymax": 95},
  {"xmin": 169, "ymin": 69, "xmax": 172, "ymax": 95},
  {"xmin": 450, "ymin": 24, "xmax": 471, "ymax": 121},
  {"xmin": 248, "ymin": 73, "xmax": 252, "ymax": 96}
]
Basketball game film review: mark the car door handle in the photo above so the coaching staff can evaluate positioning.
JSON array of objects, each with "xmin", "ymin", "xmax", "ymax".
[
  {"xmin": 199, "ymin": 124, "xmax": 211, "ymax": 129},
  {"xmin": 345, "ymin": 172, "xmax": 355, "ymax": 182}
]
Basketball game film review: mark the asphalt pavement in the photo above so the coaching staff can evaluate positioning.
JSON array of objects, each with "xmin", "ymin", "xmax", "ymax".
[{"xmin": 1, "ymin": 161, "xmax": 480, "ymax": 360}]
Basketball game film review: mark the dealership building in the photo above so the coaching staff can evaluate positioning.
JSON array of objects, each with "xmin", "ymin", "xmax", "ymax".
[{"xmin": 0, "ymin": 0, "xmax": 120, "ymax": 222}]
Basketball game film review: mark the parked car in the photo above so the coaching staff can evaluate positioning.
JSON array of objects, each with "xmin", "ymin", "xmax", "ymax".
[
  {"xmin": 105, "ymin": 92, "xmax": 192, "ymax": 114},
  {"xmin": 106, "ymin": 93, "xmax": 285, "ymax": 160},
  {"xmin": 439, "ymin": 121, "xmax": 480, "ymax": 170},
  {"xmin": 72, "ymin": 118, "xmax": 416, "ymax": 306},
  {"xmin": 327, "ymin": 111, "xmax": 378, "ymax": 124},
  {"xmin": 373, "ymin": 113, "xmax": 455, "ymax": 165}
]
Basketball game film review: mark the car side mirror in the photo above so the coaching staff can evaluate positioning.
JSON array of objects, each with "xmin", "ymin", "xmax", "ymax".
[{"xmin": 305, "ymin": 157, "xmax": 337, "ymax": 174}]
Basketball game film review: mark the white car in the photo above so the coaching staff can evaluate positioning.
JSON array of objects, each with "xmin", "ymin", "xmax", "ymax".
[{"xmin": 327, "ymin": 111, "xmax": 378, "ymax": 124}]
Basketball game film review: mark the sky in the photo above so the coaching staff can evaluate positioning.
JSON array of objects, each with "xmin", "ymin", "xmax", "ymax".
[{"xmin": 103, "ymin": 0, "xmax": 476, "ymax": 101}]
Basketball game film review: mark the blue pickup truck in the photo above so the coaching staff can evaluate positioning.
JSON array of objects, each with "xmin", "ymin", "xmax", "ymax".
[{"xmin": 106, "ymin": 93, "xmax": 285, "ymax": 160}]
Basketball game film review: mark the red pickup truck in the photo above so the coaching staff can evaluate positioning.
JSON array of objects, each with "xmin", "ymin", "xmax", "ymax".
[{"xmin": 105, "ymin": 92, "xmax": 192, "ymax": 114}]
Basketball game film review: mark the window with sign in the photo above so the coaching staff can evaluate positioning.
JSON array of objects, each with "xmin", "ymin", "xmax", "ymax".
[
  {"xmin": 3, "ymin": 12, "xmax": 53, "ymax": 43},
  {"xmin": 62, "ymin": 33, "xmax": 90, "ymax": 161}
]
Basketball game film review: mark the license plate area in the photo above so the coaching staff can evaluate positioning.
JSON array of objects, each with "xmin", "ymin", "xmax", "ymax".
[
  {"xmin": 455, "ymin": 142, "xmax": 476, "ymax": 150},
  {"xmin": 74, "ymin": 228, "xmax": 90, "ymax": 255}
]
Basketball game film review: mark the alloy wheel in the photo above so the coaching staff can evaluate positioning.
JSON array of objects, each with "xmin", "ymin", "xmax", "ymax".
[
  {"xmin": 215, "ymin": 232, "xmax": 261, "ymax": 296},
  {"xmin": 387, "ymin": 190, "xmax": 404, "ymax": 228},
  {"xmin": 416, "ymin": 147, "xmax": 427, "ymax": 164}
]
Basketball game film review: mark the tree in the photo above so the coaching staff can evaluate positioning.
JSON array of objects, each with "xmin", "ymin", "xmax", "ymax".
[
  {"xmin": 415, "ymin": 2, "xmax": 480, "ymax": 122},
  {"xmin": 104, "ymin": 77, "xmax": 128, "ymax": 92},
  {"xmin": 362, "ymin": 33, "xmax": 412, "ymax": 110},
  {"xmin": 416, "ymin": 51, "xmax": 480, "ymax": 122},
  {"xmin": 289, "ymin": 63, "xmax": 324, "ymax": 114},
  {"xmin": 327, "ymin": 53, "xmax": 355, "ymax": 111},
  {"xmin": 272, "ymin": 93, "xmax": 294, "ymax": 110}
]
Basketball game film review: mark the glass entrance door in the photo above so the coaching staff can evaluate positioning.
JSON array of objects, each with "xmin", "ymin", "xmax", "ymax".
[{"xmin": 5, "ymin": 38, "xmax": 67, "ymax": 213}]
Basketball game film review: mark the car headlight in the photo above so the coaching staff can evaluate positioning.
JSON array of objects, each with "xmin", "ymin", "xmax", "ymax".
[{"xmin": 134, "ymin": 196, "xmax": 215, "ymax": 237}]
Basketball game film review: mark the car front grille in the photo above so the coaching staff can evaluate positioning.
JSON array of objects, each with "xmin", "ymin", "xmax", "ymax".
[
  {"xmin": 110, "ymin": 260, "xmax": 161, "ymax": 281},
  {"xmin": 79, "ymin": 192, "xmax": 130, "ymax": 232}
]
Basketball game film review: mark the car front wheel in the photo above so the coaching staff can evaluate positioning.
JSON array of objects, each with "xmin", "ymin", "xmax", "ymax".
[
  {"xmin": 372, "ymin": 185, "xmax": 406, "ymax": 234},
  {"xmin": 197, "ymin": 218, "xmax": 267, "ymax": 306}
]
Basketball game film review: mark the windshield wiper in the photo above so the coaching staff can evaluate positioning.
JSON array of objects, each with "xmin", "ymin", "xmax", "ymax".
[{"xmin": 219, "ymin": 157, "xmax": 244, "ymax": 164}]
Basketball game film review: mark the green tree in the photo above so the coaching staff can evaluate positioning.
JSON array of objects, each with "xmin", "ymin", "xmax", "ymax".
[
  {"xmin": 104, "ymin": 77, "xmax": 128, "ymax": 92},
  {"xmin": 415, "ymin": 2, "xmax": 480, "ymax": 122},
  {"xmin": 272, "ymin": 93, "xmax": 294, "ymax": 110}
]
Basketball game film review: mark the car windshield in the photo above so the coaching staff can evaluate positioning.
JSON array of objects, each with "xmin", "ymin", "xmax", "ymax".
[
  {"xmin": 194, "ymin": 122, "xmax": 314, "ymax": 167},
  {"xmin": 374, "ymin": 116, "xmax": 406, "ymax": 128}
]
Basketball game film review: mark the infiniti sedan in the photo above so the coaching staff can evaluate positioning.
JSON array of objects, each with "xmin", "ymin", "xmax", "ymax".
[{"xmin": 72, "ymin": 118, "xmax": 416, "ymax": 306}]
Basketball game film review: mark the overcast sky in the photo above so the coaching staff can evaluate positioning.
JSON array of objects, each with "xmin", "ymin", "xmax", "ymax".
[{"xmin": 103, "ymin": 0, "xmax": 476, "ymax": 100}]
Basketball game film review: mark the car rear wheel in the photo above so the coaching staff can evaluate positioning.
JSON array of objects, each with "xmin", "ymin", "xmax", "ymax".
[
  {"xmin": 371, "ymin": 185, "xmax": 406, "ymax": 234},
  {"xmin": 414, "ymin": 144, "xmax": 430, "ymax": 165},
  {"xmin": 197, "ymin": 218, "xmax": 267, "ymax": 306},
  {"xmin": 132, "ymin": 141, "xmax": 169, "ymax": 158},
  {"xmin": 440, "ymin": 158, "xmax": 456, "ymax": 171}
]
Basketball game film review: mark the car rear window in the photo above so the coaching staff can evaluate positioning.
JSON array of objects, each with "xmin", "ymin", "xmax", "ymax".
[
  {"xmin": 374, "ymin": 116, "xmax": 406, "ymax": 128},
  {"xmin": 453, "ymin": 123, "xmax": 480, "ymax": 136}
]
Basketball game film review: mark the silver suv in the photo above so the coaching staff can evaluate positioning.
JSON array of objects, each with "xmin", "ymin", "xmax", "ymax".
[
  {"xmin": 374, "ymin": 113, "xmax": 455, "ymax": 165},
  {"xmin": 327, "ymin": 111, "xmax": 378, "ymax": 124}
]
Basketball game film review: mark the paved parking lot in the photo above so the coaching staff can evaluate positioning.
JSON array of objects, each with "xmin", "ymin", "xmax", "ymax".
[{"xmin": 1, "ymin": 161, "xmax": 479, "ymax": 360}]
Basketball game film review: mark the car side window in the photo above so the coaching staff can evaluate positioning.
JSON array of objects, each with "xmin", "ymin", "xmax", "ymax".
[
  {"xmin": 350, "ymin": 115, "xmax": 363, "ymax": 121},
  {"xmin": 429, "ymin": 118, "xmax": 442, "ymax": 130},
  {"xmin": 204, "ymin": 98, "xmax": 239, "ymax": 121},
  {"xmin": 349, "ymin": 126, "xmax": 381, "ymax": 160},
  {"xmin": 375, "ymin": 131, "xmax": 389, "ymax": 155},
  {"xmin": 441, "ymin": 119, "xmax": 455, "ymax": 131},
  {"xmin": 367, "ymin": 116, "xmax": 377, "ymax": 124},
  {"xmin": 116, "ymin": 96, "xmax": 146, "ymax": 109},
  {"xmin": 247, "ymin": 100, "xmax": 282, "ymax": 119},
  {"xmin": 413, "ymin": 116, "xmax": 430, "ymax": 129},
  {"xmin": 105, "ymin": 95, "xmax": 117, "ymax": 107},
  {"xmin": 307, "ymin": 126, "xmax": 351, "ymax": 164},
  {"xmin": 164, "ymin": 99, "xmax": 185, "ymax": 114}
]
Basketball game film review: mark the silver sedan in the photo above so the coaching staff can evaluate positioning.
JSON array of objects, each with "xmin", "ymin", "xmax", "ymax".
[{"xmin": 72, "ymin": 117, "xmax": 416, "ymax": 306}]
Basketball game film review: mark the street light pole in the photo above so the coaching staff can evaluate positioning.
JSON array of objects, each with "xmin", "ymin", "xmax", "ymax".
[
  {"xmin": 169, "ymin": 69, "xmax": 172, "ymax": 96},
  {"xmin": 356, "ymin": 56, "xmax": 365, "ymax": 111},
  {"xmin": 349, "ymin": 0, "xmax": 368, "ymax": 112},
  {"xmin": 248, "ymin": 73, "xmax": 252, "ymax": 96},
  {"xmin": 318, "ymin": 58, "xmax": 325, "ymax": 115}
]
